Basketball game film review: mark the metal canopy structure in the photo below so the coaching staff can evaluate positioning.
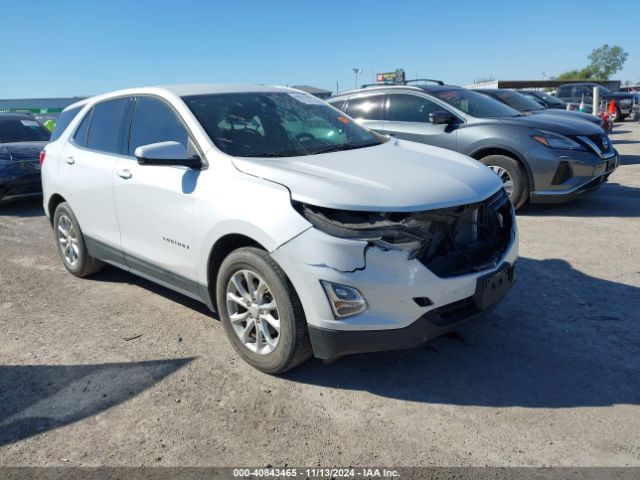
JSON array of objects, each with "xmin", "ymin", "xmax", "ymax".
[
  {"xmin": 466, "ymin": 79, "xmax": 622, "ymax": 91},
  {"xmin": 0, "ymin": 97, "xmax": 86, "ymax": 113}
]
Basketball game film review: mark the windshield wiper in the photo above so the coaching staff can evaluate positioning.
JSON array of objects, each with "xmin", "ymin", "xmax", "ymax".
[
  {"xmin": 311, "ymin": 142, "xmax": 380, "ymax": 155},
  {"xmin": 234, "ymin": 152, "xmax": 289, "ymax": 158}
]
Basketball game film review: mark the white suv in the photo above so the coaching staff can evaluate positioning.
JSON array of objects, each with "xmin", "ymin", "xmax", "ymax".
[{"xmin": 42, "ymin": 84, "xmax": 518, "ymax": 373}]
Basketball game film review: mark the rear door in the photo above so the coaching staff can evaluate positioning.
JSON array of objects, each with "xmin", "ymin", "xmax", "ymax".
[
  {"xmin": 343, "ymin": 93, "xmax": 387, "ymax": 132},
  {"xmin": 112, "ymin": 96, "xmax": 200, "ymax": 297},
  {"xmin": 383, "ymin": 93, "xmax": 458, "ymax": 150},
  {"xmin": 58, "ymin": 98, "xmax": 131, "ymax": 265}
]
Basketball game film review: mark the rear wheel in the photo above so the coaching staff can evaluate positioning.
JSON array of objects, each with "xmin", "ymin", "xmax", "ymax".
[
  {"xmin": 216, "ymin": 247, "xmax": 312, "ymax": 374},
  {"xmin": 480, "ymin": 154, "xmax": 528, "ymax": 209},
  {"xmin": 53, "ymin": 202, "xmax": 103, "ymax": 277}
]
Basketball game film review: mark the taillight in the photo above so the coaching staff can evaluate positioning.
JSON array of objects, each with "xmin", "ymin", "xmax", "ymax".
[{"xmin": 39, "ymin": 150, "xmax": 46, "ymax": 165}]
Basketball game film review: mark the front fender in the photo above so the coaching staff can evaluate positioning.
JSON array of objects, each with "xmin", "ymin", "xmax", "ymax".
[{"xmin": 194, "ymin": 162, "xmax": 311, "ymax": 287}]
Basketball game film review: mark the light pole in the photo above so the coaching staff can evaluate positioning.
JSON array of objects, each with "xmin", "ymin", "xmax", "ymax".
[{"xmin": 352, "ymin": 67, "xmax": 363, "ymax": 88}]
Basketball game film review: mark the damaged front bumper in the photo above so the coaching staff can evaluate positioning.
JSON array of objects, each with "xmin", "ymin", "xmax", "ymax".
[{"xmin": 271, "ymin": 192, "xmax": 519, "ymax": 360}]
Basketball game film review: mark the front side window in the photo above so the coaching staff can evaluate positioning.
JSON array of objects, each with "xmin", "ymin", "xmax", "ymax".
[
  {"xmin": 431, "ymin": 89, "xmax": 520, "ymax": 118},
  {"xmin": 182, "ymin": 92, "xmax": 382, "ymax": 158},
  {"xmin": 128, "ymin": 97, "xmax": 189, "ymax": 156},
  {"xmin": 387, "ymin": 94, "xmax": 443, "ymax": 122},
  {"xmin": 0, "ymin": 116, "xmax": 51, "ymax": 143},
  {"xmin": 85, "ymin": 98, "xmax": 130, "ymax": 154},
  {"xmin": 50, "ymin": 106, "xmax": 82, "ymax": 142},
  {"xmin": 345, "ymin": 95, "xmax": 385, "ymax": 121}
]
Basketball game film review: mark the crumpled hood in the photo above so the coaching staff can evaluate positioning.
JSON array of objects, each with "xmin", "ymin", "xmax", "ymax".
[
  {"xmin": 231, "ymin": 139, "xmax": 502, "ymax": 212},
  {"xmin": 496, "ymin": 113, "xmax": 603, "ymax": 135}
]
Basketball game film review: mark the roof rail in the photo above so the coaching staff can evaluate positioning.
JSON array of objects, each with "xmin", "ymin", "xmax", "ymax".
[
  {"xmin": 360, "ymin": 78, "xmax": 445, "ymax": 89},
  {"xmin": 361, "ymin": 82, "xmax": 394, "ymax": 88},
  {"xmin": 405, "ymin": 78, "xmax": 445, "ymax": 86}
]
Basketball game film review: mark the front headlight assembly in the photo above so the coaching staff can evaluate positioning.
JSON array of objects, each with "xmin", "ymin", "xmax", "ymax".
[
  {"xmin": 531, "ymin": 129, "xmax": 587, "ymax": 151},
  {"xmin": 292, "ymin": 201, "xmax": 426, "ymax": 257}
]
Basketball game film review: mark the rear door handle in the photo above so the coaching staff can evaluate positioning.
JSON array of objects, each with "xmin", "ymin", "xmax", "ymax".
[
  {"xmin": 64, "ymin": 156, "xmax": 75, "ymax": 165},
  {"xmin": 116, "ymin": 169, "xmax": 132, "ymax": 179}
]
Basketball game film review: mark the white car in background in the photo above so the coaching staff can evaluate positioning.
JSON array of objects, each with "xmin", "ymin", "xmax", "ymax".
[{"xmin": 41, "ymin": 84, "xmax": 518, "ymax": 373}]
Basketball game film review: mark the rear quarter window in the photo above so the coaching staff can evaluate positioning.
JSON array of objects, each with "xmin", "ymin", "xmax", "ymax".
[
  {"xmin": 73, "ymin": 110, "xmax": 92, "ymax": 147},
  {"xmin": 328, "ymin": 98, "xmax": 347, "ymax": 111},
  {"xmin": 50, "ymin": 106, "xmax": 82, "ymax": 142}
]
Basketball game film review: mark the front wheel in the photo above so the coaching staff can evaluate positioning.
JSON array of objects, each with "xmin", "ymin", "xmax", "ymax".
[
  {"xmin": 216, "ymin": 247, "xmax": 312, "ymax": 374},
  {"xmin": 480, "ymin": 155, "xmax": 529, "ymax": 209}
]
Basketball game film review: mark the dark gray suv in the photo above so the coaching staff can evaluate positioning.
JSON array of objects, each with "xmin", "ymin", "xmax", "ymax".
[{"xmin": 329, "ymin": 84, "xmax": 618, "ymax": 208}]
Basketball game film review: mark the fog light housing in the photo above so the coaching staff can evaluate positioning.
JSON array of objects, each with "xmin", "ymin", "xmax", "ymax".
[{"xmin": 320, "ymin": 281, "xmax": 367, "ymax": 318}]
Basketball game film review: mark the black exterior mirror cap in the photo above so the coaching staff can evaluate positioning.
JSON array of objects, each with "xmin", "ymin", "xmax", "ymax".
[{"xmin": 428, "ymin": 110, "xmax": 457, "ymax": 124}]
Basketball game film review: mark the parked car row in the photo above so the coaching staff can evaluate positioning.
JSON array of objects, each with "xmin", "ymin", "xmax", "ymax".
[
  {"xmin": 476, "ymin": 88, "xmax": 604, "ymax": 127},
  {"xmin": 0, "ymin": 77, "xmax": 621, "ymax": 374},
  {"xmin": 555, "ymin": 82, "xmax": 637, "ymax": 121},
  {"xmin": 328, "ymin": 82, "xmax": 618, "ymax": 209}
]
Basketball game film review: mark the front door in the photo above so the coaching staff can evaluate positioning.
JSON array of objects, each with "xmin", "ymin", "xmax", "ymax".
[
  {"xmin": 383, "ymin": 93, "xmax": 458, "ymax": 151},
  {"xmin": 112, "ymin": 96, "xmax": 200, "ymax": 298}
]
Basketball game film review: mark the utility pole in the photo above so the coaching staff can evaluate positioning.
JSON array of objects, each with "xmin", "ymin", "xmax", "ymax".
[{"xmin": 352, "ymin": 67, "xmax": 363, "ymax": 88}]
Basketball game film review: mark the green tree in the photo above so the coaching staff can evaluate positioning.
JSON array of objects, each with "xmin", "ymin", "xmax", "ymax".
[
  {"xmin": 587, "ymin": 44, "xmax": 628, "ymax": 79},
  {"xmin": 553, "ymin": 44, "xmax": 628, "ymax": 80},
  {"xmin": 554, "ymin": 66, "xmax": 596, "ymax": 81}
]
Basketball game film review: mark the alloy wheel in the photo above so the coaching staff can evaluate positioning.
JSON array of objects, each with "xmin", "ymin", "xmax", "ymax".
[
  {"xmin": 226, "ymin": 269, "xmax": 280, "ymax": 355},
  {"xmin": 488, "ymin": 165, "xmax": 514, "ymax": 196},
  {"xmin": 57, "ymin": 214, "xmax": 80, "ymax": 267}
]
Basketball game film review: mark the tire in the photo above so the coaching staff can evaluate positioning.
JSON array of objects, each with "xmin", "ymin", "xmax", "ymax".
[
  {"xmin": 480, "ymin": 154, "xmax": 529, "ymax": 209},
  {"xmin": 53, "ymin": 202, "xmax": 104, "ymax": 277},
  {"xmin": 216, "ymin": 247, "xmax": 312, "ymax": 374},
  {"xmin": 613, "ymin": 107, "xmax": 627, "ymax": 122}
]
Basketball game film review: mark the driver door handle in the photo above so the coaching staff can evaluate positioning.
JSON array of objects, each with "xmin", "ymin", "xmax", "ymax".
[
  {"xmin": 116, "ymin": 169, "xmax": 132, "ymax": 180},
  {"xmin": 64, "ymin": 156, "xmax": 75, "ymax": 165}
]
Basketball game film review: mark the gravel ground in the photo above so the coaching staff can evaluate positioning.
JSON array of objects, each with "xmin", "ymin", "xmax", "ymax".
[{"xmin": 0, "ymin": 122, "xmax": 639, "ymax": 468}]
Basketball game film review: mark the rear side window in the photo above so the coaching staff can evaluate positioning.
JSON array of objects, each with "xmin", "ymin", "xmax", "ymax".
[
  {"xmin": 128, "ymin": 97, "xmax": 189, "ymax": 156},
  {"xmin": 388, "ymin": 94, "xmax": 442, "ymax": 122},
  {"xmin": 85, "ymin": 98, "xmax": 131, "ymax": 154},
  {"xmin": 346, "ymin": 95, "xmax": 385, "ymax": 120},
  {"xmin": 50, "ymin": 106, "xmax": 82, "ymax": 142}
]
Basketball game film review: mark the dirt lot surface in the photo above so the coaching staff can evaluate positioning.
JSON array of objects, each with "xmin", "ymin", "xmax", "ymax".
[{"xmin": 1, "ymin": 122, "xmax": 639, "ymax": 468}]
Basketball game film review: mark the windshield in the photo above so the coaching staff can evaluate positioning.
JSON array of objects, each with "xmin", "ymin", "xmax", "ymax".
[
  {"xmin": 182, "ymin": 92, "xmax": 382, "ymax": 158},
  {"xmin": 0, "ymin": 116, "xmax": 51, "ymax": 143},
  {"xmin": 534, "ymin": 91, "xmax": 565, "ymax": 106},
  {"xmin": 491, "ymin": 90, "xmax": 545, "ymax": 112},
  {"xmin": 431, "ymin": 89, "xmax": 521, "ymax": 118}
]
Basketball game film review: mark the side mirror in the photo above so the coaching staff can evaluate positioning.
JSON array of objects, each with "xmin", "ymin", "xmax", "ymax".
[
  {"xmin": 428, "ymin": 110, "xmax": 456, "ymax": 125},
  {"xmin": 134, "ymin": 141, "xmax": 201, "ymax": 169}
]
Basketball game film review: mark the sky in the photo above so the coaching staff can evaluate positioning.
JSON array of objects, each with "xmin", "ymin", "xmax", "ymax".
[{"xmin": 1, "ymin": 0, "xmax": 639, "ymax": 99}]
